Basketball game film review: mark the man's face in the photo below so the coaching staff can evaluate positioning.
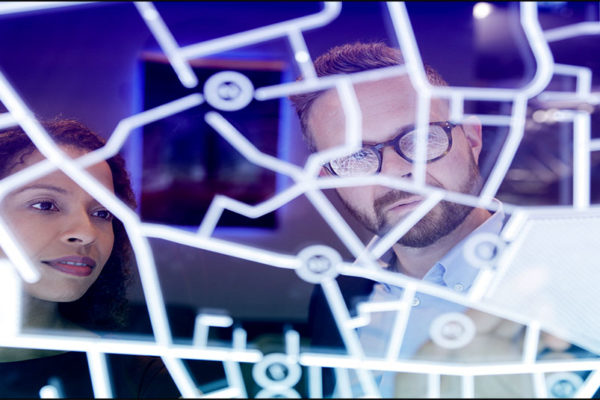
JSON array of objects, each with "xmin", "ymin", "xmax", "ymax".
[{"xmin": 307, "ymin": 76, "xmax": 483, "ymax": 247}]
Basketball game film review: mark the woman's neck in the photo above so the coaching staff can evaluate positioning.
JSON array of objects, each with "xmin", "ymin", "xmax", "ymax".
[{"xmin": 0, "ymin": 295, "xmax": 70, "ymax": 362}]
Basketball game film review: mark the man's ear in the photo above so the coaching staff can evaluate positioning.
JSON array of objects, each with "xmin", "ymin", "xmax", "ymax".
[{"xmin": 461, "ymin": 115, "xmax": 483, "ymax": 163}]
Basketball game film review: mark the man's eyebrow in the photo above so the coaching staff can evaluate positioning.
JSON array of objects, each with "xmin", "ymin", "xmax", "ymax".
[{"xmin": 9, "ymin": 184, "xmax": 68, "ymax": 196}]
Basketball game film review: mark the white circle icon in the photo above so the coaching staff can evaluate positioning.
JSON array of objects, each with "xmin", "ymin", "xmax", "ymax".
[
  {"xmin": 463, "ymin": 232, "xmax": 505, "ymax": 269},
  {"xmin": 295, "ymin": 245, "xmax": 341, "ymax": 283},
  {"xmin": 203, "ymin": 71, "xmax": 254, "ymax": 111},
  {"xmin": 429, "ymin": 312, "xmax": 476, "ymax": 349}
]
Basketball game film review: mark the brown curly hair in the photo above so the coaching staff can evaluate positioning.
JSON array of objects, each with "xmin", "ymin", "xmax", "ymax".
[{"xmin": 0, "ymin": 119, "xmax": 137, "ymax": 331}]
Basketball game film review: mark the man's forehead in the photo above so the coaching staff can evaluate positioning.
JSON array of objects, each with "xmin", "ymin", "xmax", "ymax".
[{"xmin": 318, "ymin": 75, "xmax": 417, "ymax": 108}]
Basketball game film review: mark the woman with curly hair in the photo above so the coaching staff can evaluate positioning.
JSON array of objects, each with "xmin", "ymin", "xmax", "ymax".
[{"xmin": 0, "ymin": 119, "xmax": 178, "ymax": 397}]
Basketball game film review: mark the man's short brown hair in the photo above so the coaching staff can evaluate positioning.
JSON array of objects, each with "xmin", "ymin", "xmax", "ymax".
[{"xmin": 289, "ymin": 42, "xmax": 447, "ymax": 151}]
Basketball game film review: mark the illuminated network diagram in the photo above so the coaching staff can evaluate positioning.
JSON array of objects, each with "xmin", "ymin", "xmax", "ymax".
[{"xmin": 0, "ymin": 1, "xmax": 599, "ymax": 398}]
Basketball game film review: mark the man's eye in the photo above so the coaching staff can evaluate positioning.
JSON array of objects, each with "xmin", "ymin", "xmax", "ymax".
[
  {"xmin": 92, "ymin": 209, "xmax": 113, "ymax": 221},
  {"xmin": 31, "ymin": 201, "xmax": 58, "ymax": 211}
]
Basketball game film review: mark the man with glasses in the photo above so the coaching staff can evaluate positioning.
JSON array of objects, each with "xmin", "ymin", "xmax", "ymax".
[{"xmin": 290, "ymin": 42, "xmax": 565, "ymax": 397}]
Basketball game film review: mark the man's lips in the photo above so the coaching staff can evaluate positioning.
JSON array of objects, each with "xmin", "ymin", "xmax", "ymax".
[
  {"xmin": 42, "ymin": 256, "xmax": 96, "ymax": 277},
  {"xmin": 383, "ymin": 198, "xmax": 424, "ymax": 214}
]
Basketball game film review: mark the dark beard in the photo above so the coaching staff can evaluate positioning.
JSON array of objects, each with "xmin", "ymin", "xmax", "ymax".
[{"xmin": 339, "ymin": 159, "xmax": 481, "ymax": 248}]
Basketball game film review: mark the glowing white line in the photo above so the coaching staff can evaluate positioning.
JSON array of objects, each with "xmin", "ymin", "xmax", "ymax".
[
  {"xmin": 428, "ymin": 374, "xmax": 441, "ymax": 398},
  {"xmin": 464, "ymin": 114, "xmax": 512, "ymax": 126},
  {"xmin": 299, "ymin": 353, "xmax": 600, "ymax": 376},
  {"xmin": 0, "ymin": 112, "xmax": 17, "ymax": 129},
  {"xmin": 194, "ymin": 314, "xmax": 233, "ymax": 347},
  {"xmin": 134, "ymin": 2, "xmax": 198, "ymax": 88},
  {"xmin": 223, "ymin": 361, "xmax": 247, "ymax": 398},
  {"xmin": 232, "ymin": 328, "xmax": 247, "ymax": 350},
  {"xmin": 78, "ymin": 94, "xmax": 204, "ymax": 168},
  {"xmin": 142, "ymin": 223, "xmax": 301, "ymax": 269},
  {"xmin": 544, "ymin": 21, "xmax": 600, "ymax": 42},
  {"xmin": 305, "ymin": 188, "xmax": 379, "ymax": 270},
  {"xmin": 288, "ymin": 28, "xmax": 316, "ymax": 80},
  {"xmin": 467, "ymin": 268, "xmax": 498, "ymax": 302},
  {"xmin": 0, "ymin": 218, "xmax": 40, "ymax": 282},
  {"xmin": 386, "ymin": 3, "xmax": 428, "ymax": 93},
  {"xmin": 339, "ymin": 263, "xmax": 535, "ymax": 328},
  {"xmin": 412, "ymin": 92, "xmax": 432, "ymax": 185},
  {"xmin": 201, "ymin": 387, "xmax": 241, "ymax": 398},
  {"xmin": 286, "ymin": 329, "xmax": 301, "ymax": 359},
  {"xmin": 461, "ymin": 374, "xmax": 474, "ymax": 398},
  {"xmin": 523, "ymin": 321, "xmax": 541, "ymax": 363},
  {"xmin": 450, "ymin": 93, "xmax": 464, "ymax": 122},
  {"xmin": 590, "ymin": 139, "xmax": 600, "ymax": 151},
  {"xmin": 500, "ymin": 209, "xmax": 530, "ymax": 241},
  {"xmin": 533, "ymin": 372, "xmax": 548, "ymax": 398},
  {"xmin": 179, "ymin": 3, "xmax": 341, "ymax": 60},
  {"xmin": 0, "ymin": 334, "xmax": 262, "ymax": 361},
  {"xmin": 87, "ymin": 351, "xmax": 113, "ymax": 398},
  {"xmin": 479, "ymin": 97, "xmax": 527, "ymax": 203},
  {"xmin": 205, "ymin": 112, "xmax": 303, "ymax": 179},
  {"xmin": 0, "ymin": 1, "xmax": 94, "ymax": 15},
  {"xmin": 197, "ymin": 184, "xmax": 305, "ymax": 237},
  {"xmin": 552, "ymin": 64, "xmax": 592, "ymax": 97},
  {"xmin": 385, "ymin": 285, "xmax": 415, "ymax": 361},
  {"xmin": 575, "ymin": 369, "xmax": 600, "ymax": 398},
  {"xmin": 519, "ymin": 3, "xmax": 555, "ymax": 98},
  {"xmin": 573, "ymin": 112, "xmax": 591, "ymax": 209},
  {"xmin": 254, "ymin": 64, "xmax": 408, "ymax": 102},
  {"xmin": 304, "ymin": 79, "xmax": 362, "ymax": 176},
  {"xmin": 316, "ymin": 174, "xmax": 507, "ymax": 213},
  {"xmin": 308, "ymin": 366, "xmax": 323, "ymax": 398},
  {"xmin": 161, "ymin": 355, "xmax": 201, "ymax": 398},
  {"xmin": 0, "ymin": 64, "xmax": 175, "ymax": 350},
  {"xmin": 334, "ymin": 367, "xmax": 352, "ymax": 397},
  {"xmin": 321, "ymin": 279, "xmax": 380, "ymax": 396}
]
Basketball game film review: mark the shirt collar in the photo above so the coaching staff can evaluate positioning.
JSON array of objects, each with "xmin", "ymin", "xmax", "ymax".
[
  {"xmin": 429, "ymin": 200, "xmax": 505, "ymax": 290},
  {"xmin": 368, "ymin": 200, "xmax": 505, "ymax": 290}
]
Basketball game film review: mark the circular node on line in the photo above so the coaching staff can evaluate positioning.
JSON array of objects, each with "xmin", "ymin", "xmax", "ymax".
[
  {"xmin": 252, "ymin": 353, "xmax": 302, "ymax": 391},
  {"xmin": 203, "ymin": 71, "xmax": 254, "ymax": 111},
  {"xmin": 463, "ymin": 232, "xmax": 505, "ymax": 269},
  {"xmin": 295, "ymin": 245, "xmax": 341, "ymax": 283},
  {"xmin": 546, "ymin": 372, "xmax": 584, "ymax": 398},
  {"xmin": 429, "ymin": 312, "xmax": 476, "ymax": 349}
]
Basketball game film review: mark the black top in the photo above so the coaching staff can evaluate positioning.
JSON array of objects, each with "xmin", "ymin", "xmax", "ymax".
[{"xmin": 0, "ymin": 351, "xmax": 180, "ymax": 398}]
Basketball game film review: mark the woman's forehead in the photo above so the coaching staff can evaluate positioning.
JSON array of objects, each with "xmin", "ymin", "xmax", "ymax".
[{"xmin": 8, "ymin": 146, "xmax": 114, "ymax": 194}]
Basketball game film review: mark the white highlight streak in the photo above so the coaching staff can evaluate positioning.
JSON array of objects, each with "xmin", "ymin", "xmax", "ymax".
[
  {"xmin": 87, "ymin": 351, "xmax": 113, "ymax": 398},
  {"xmin": 135, "ymin": 2, "xmax": 198, "ymax": 88}
]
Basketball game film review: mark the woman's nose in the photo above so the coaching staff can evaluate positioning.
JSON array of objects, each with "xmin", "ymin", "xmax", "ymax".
[{"xmin": 60, "ymin": 211, "xmax": 97, "ymax": 246}]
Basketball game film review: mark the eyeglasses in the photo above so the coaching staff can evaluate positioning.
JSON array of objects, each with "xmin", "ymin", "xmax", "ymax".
[{"xmin": 324, "ymin": 121, "xmax": 456, "ymax": 177}]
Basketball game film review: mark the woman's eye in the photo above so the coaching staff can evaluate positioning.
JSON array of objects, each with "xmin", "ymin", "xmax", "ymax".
[
  {"xmin": 92, "ymin": 209, "xmax": 113, "ymax": 221},
  {"xmin": 31, "ymin": 201, "xmax": 58, "ymax": 212}
]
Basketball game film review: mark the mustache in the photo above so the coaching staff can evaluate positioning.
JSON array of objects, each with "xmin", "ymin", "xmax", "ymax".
[{"xmin": 373, "ymin": 189, "xmax": 417, "ymax": 212}]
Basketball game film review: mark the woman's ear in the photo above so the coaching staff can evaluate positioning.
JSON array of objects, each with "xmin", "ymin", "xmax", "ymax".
[{"xmin": 461, "ymin": 115, "xmax": 483, "ymax": 163}]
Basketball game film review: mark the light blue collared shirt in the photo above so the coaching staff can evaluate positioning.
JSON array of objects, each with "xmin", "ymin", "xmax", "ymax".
[{"xmin": 342, "ymin": 205, "xmax": 505, "ymax": 397}]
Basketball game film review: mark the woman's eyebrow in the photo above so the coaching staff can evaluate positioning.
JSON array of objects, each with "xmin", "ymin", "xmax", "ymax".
[{"xmin": 9, "ymin": 184, "xmax": 68, "ymax": 196}]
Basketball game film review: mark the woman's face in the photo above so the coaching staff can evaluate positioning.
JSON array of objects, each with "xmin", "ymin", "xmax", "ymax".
[{"xmin": 0, "ymin": 145, "xmax": 115, "ymax": 302}]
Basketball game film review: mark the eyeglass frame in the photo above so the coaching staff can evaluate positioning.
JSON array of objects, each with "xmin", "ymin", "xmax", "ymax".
[{"xmin": 323, "ymin": 121, "xmax": 458, "ymax": 176}]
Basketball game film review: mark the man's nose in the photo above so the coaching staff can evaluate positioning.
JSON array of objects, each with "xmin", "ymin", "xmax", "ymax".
[
  {"xmin": 60, "ymin": 210, "xmax": 97, "ymax": 246},
  {"xmin": 379, "ymin": 146, "xmax": 412, "ymax": 177}
]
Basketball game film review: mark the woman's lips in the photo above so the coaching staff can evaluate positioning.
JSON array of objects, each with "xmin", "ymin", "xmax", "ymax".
[{"xmin": 42, "ymin": 256, "xmax": 96, "ymax": 277}]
